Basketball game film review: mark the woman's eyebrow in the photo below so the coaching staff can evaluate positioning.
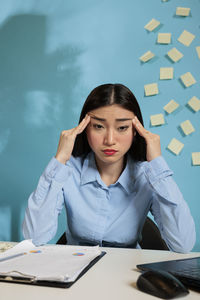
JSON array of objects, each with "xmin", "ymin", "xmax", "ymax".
[
  {"xmin": 90, "ymin": 116, "xmax": 106, "ymax": 122},
  {"xmin": 116, "ymin": 118, "xmax": 132, "ymax": 122},
  {"xmin": 89, "ymin": 115, "xmax": 132, "ymax": 122}
]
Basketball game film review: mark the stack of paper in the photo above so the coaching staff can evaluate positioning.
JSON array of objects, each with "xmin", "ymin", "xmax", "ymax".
[
  {"xmin": 180, "ymin": 72, "xmax": 196, "ymax": 88},
  {"xmin": 167, "ymin": 48, "xmax": 183, "ymax": 63},
  {"xmin": 150, "ymin": 114, "xmax": 165, "ymax": 126},
  {"xmin": 176, "ymin": 7, "xmax": 191, "ymax": 17},
  {"xmin": 178, "ymin": 30, "xmax": 195, "ymax": 46},
  {"xmin": 167, "ymin": 138, "xmax": 184, "ymax": 155},
  {"xmin": 0, "ymin": 240, "xmax": 102, "ymax": 283},
  {"xmin": 140, "ymin": 51, "xmax": 155, "ymax": 63},
  {"xmin": 157, "ymin": 33, "xmax": 171, "ymax": 44},
  {"xmin": 144, "ymin": 19, "xmax": 160, "ymax": 32},
  {"xmin": 144, "ymin": 83, "xmax": 159, "ymax": 96},
  {"xmin": 164, "ymin": 100, "xmax": 179, "ymax": 114},
  {"xmin": 196, "ymin": 46, "xmax": 200, "ymax": 59},
  {"xmin": 160, "ymin": 67, "xmax": 174, "ymax": 80},
  {"xmin": 180, "ymin": 120, "xmax": 195, "ymax": 136},
  {"xmin": 187, "ymin": 96, "xmax": 200, "ymax": 112},
  {"xmin": 192, "ymin": 153, "xmax": 200, "ymax": 166}
]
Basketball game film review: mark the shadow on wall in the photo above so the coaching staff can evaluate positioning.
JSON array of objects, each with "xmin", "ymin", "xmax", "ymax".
[{"xmin": 0, "ymin": 14, "xmax": 83, "ymax": 241}]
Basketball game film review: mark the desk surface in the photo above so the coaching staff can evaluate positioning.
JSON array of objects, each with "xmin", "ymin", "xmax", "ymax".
[{"xmin": 0, "ymin": 244, "xmax": 200, "ymax": 300}]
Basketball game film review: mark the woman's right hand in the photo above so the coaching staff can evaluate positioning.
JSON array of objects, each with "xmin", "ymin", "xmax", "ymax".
[{"xmin": 55, "ymin": 114, "xmax": 90, "ymax": 164}]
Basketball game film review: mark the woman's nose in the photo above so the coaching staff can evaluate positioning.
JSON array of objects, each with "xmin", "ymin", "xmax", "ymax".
[{"xmin": 104, "ymin": 129, "xmax": 116, "ymax": 146}]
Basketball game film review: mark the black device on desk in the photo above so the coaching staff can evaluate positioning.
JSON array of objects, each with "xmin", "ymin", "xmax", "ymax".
[
  {"xmin": 137, "ymin": 256, "xmax": 200, "ymax": 291},
  {"xmin": 137, "ymin": 269, "xmax": 189, "ymax": 299}
]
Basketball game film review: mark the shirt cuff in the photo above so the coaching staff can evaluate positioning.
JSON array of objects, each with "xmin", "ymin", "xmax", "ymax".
[
  {"xmin": 143, "ymin": 156, "xmax": 173, "ymax": 186},
  {"xmin": 44, "ymin": 157, "xmax": 71, "ymax": 183}
]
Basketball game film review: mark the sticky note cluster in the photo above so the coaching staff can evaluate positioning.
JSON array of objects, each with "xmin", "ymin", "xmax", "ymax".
[{"xmin": 143, "ymin": 6, "xmax": 199, "ymax": 165}]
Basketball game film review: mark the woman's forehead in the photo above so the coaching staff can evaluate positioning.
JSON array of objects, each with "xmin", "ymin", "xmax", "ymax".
[{"xmin": 89, "ymin": 104, "xmax": 135, "ymax": 120}]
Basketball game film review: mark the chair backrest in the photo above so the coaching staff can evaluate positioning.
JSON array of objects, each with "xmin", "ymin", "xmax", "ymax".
[
  {"xmin": 139, "ymin": 217, "xmax": 169, "ymax": 250},
  {"xmin": 57, "ymin": 217, "xmax": 169, "ymax": 250},
  {"xmin": 57, "ymin": 232, "xmax": 67, "ymax": 245}
]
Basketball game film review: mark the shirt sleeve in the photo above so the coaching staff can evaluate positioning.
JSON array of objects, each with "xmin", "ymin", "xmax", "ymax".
[
  {"xmin": 143, "ymin": 156, "xmax": 196, "ymax": 253},
  {"xmin": 22, "ymin": 157, "xmax": 71, "ymax": 246}
]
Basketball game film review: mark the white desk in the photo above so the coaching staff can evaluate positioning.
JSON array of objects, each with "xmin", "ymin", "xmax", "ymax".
[{"xmin": 1, "ymin": 247, "xmax": 200, "ymax": 300}]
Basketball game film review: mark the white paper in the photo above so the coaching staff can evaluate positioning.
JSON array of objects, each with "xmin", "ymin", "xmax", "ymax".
[{"xmin": 0, "ymin": 240, "xmax": 102, "ymax": 283}]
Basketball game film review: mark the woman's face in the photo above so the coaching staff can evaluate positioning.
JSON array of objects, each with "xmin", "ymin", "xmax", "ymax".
[{"xmin": 86, "ymin": 104, "xmax": 135, "ymax": 166}]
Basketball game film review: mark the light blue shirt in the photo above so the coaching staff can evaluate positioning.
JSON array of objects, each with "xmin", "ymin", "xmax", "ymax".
[{"xmin": 23, "ymin": 153, "xmax": 196, "ymax": 252}]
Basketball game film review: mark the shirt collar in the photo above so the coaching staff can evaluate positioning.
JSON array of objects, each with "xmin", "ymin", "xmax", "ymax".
[
  {"xmin": 80, "ymin": 152, "xmax": 99, "ymax": 186},
  {"xmin": 116, "ymin": 155, "xmax": 136, "ymax": 194},
  {"xmin": 80, "ymin": 152, "xmax": 137, "ymax": 194}
]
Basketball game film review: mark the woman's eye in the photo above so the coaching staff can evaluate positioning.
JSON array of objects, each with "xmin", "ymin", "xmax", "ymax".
[
  {"xmin": 118, "ymin": 126, "xmax": 129, "ymax": 132},
  {"xmin": 93, "ymin": 124, "xmax": 103, "ymax": 130}
]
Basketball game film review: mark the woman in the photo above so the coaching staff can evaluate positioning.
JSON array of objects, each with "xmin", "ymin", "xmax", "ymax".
[{"xmin": 23, "ymin": 83, "xmax": 196, "ymax": 252}]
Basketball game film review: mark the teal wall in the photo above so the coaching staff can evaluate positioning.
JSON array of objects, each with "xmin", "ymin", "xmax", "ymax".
[{"xmin": 0, "ymin": 0, "xmax": 199, "ymax": 251}]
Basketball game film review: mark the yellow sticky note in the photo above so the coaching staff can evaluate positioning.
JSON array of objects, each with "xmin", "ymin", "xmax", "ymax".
[
  {"xmin": 167, "ymin": 48, "xmax": 183, "ymax": 62},
  {"xmin": 196, "ymin": 46, "xmax": 200, "ymax": 59},
  {"xmin": 192, "ymin": 152, "xmax": 200, "ymax": 165},
  {"xmin": 180, "ymin": 120, "xmax": 195, "ymax": 136},
  {"xmin": 180, "ymin": 72, "xmax": 196, "ymax": 88},
  {"xmin": 144, "ymin": 18, "xmax": 160, "ymax": 32},
  {"xmin": 144, "ymin": 83, "xmax": 159, "ymax": 96},
  {"xmin": 140, "ymin": 51, "xmax": 155, "ymax": 62},
  {"xmin": 188, "ymin": 96, "xmax": 200, "ymax": 112},
  {"xmin": 157, "ymin": 33, "xmax": 171, "ymax": 44},
  {"xmin": 150, "ymin": 114, "xmax": 165, "ymax": 126},
  {"xmin": 176, "ymin": 7, "xmax": 191, "ymax": 16},
  {"xmin": 160, "ymin": 67, "xmax": 174, "ymax": 80},
  {"xmin": 168, "ymin": 138, "xmax": 184, "ymax": 155},
  {"xmin": 164, "ymin": 100, "xmax": 179, "ymax": 114},
  {"xmin": 178, "ymin": 30, "xmax": 195, "ymax": 46}
]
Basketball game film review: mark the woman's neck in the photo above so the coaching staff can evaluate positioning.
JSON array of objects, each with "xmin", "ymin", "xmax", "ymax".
[{"xmin": 95, "ymin": 156, "xmax": 126, "ymax": 186}]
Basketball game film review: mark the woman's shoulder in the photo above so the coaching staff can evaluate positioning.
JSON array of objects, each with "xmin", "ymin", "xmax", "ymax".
[{"xmin": 66, "ymin": 153, "xmax": 90, "ymax": 172}]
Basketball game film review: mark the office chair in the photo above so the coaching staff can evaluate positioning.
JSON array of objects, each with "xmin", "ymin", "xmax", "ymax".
[
  {"xmin": 57, "ymin": 217, "xmax": 169, "ymax": 250},
  {"xmin": 139, "ymin": 217, "xmax": 169, "ymax": 250}
]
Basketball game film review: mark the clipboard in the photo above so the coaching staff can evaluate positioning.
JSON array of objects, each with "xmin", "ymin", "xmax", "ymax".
[
  {"xmin": 0, "ymin": 240, "xmax": 106, "ymax": 288},
  {"xmin": 0, "ymin": 251, "xmax": 106, "ymax": 288}
]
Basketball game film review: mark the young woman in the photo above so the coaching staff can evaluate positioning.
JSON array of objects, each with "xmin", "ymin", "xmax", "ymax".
[{"xmin": 23, "ymin": 83, "xmax": 196, "ymax": 252}]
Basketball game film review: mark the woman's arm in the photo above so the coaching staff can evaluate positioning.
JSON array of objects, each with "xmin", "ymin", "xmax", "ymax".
[
  {"xmin": 23, "ymin": 115, "xmax": 90, "ymax": 246},
  {"xmin": 132, "ymin": 117, "xmax": 196, "ymax": 253},
  {"xmin": 22, "ymin": 157, "xmax": 70, "ymax": 246},
  {"xmin": 144, "ymin": 156, "xmax": 196, "ymax": 253}
]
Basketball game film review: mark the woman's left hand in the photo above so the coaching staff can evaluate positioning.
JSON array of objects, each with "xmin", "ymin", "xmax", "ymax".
[{"xmin": 132, "ymin": 116, "xmax": 161, "ymax": 162}]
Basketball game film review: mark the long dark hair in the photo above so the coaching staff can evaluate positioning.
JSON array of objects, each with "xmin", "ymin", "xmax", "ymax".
[{"xmin": 72, "ymin": 83, "xmax": 146, "ymax": 161}]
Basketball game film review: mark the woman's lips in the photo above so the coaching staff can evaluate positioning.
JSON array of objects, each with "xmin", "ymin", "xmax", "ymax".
[{"xmin": 103, "ymin": 149, "xmax": 118, "ymax": 156}]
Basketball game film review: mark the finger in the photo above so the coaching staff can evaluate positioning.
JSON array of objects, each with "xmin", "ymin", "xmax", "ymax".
[
  {"xmin": 132, "ymin": 117, "xmax": 150, "ymax": 138},
  {"xmin": 75, "ymin": 114, "xmax": 90, "ymax": 135}
]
